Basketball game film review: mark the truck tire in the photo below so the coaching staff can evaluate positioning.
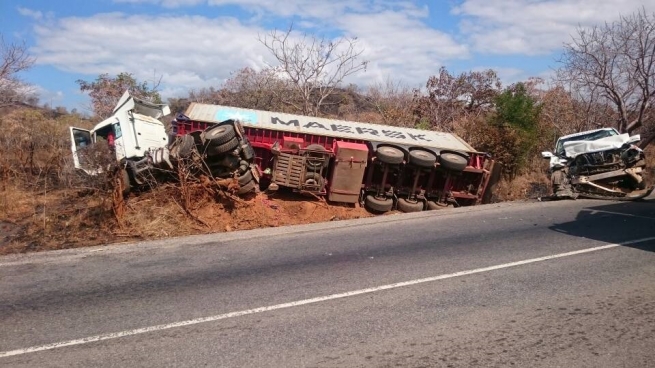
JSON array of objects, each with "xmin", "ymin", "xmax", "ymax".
[
  {"xmin": 120, "ymin": 168, "xmax": 131, "ymax": 197},
  {"xmin": 178, "ymin": 135, "xmax": 196, "ymax": 158},
  {"xmin": 167, "ymin": 132, "xmax": 177, "ymax": 147},
  {"xmin": 365, "ymin": 195, "xmax": 393, "ymax": 213},
  {"xmin": 439, "ymin": 151, "xmax": 468, "ymax": 172},
  {"xmin": 397, "ymin": 198, "xmax": 423, "ymax": 212},
  {"xmin": 207, "ymin": 137, "xmax": 239, "ymax": 156},
  {"xmin": 303, "ymin": 172, "xmax": 325, "ymax": 191},
  {"xmin": 238, "ymin": 170, "xmax": 253, "ymax": 185},
  {"xmin": 409, "ymin": 149, "xmax": 437, "ymax": 168},
  {"xmin": 305, "ymin": 144, "xmax": 329, "ymax": 170},
  {"xmin": 427, "ymin": 200, "xmax": 447, "ymax": 210},
  {"xmin": 376, "ymin": 146, "xmax": 404, "ymax": 165},
  {"xmin": 202, "ymin": 124, "xmax": 235, "ymax": 146},
  {"xmin": 238, "ymin": 179, "xmax": 257, "ymax": 194}
]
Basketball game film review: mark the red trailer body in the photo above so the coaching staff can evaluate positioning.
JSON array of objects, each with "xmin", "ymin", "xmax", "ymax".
[{"xmin": 173, "ymin": 104, "xmax": 497, "ymax": 213}]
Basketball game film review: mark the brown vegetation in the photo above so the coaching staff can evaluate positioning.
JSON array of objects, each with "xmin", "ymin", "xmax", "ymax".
[
  {"xmin": 3, "ymin": 9, "xmax": 655, "ymax": 254},
  {"xmin": 0, "ymin": 105, "xmax": 373, "ymax": 255}
]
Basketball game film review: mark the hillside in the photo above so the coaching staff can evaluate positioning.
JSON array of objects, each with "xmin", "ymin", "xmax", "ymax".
[{"xmin": 1, "ymin": 102, "xmax": 652, "ymax": 255}]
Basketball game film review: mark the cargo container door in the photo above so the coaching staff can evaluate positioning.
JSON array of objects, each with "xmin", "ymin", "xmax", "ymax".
[{"xmin": 328, "ymin": 141, "xmax": 368, "ymax": 203}]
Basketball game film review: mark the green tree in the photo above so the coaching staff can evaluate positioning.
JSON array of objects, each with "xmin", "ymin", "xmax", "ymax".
[
  {"xmin": 488, "ymin": 83, "xmax": 542, "ymax": 178},
  {"xmin": 493, "ymin": 83, "xmax": 540, "ymax": 133},
  {"xmin": 77, "ymin": 72, "xmax": 162, "ymax": 119}
]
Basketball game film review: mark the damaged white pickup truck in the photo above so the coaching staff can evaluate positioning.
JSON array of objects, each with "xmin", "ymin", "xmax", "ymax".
[{"xmin": 541, "ymin": 128, "xmax": 653, "ymax": 200}]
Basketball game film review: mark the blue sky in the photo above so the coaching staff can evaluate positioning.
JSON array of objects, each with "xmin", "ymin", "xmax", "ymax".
[{"xmin": 2, "ymin": 0, "xmax": 653, "ymax": 114}]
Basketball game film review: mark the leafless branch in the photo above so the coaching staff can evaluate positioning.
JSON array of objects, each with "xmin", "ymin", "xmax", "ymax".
[
  {"xmin": 0, "ymin": 34, "xmax": 36, "ymax": 107},
  {"xmin": 259, "ymin": 24, "xmax": 368, "ymax": 116},
  {"xmin": 556, "ymin": 7, "xmax": 655, "ymax": 148}
]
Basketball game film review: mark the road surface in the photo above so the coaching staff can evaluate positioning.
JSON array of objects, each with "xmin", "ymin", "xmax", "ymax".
[{"xmin": 1, "ymin": 197, "xmax": 654, "ymax": 367}]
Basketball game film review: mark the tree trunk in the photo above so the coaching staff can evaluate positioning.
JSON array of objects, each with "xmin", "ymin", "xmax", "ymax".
[{"xmin": 638, "ymin": 132, "xmax": 655, "ymax": 149}]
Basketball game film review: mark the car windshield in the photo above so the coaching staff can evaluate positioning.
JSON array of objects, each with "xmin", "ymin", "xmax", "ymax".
[{"xmin": 555, "ymin": 129, "xmax": 619, "ymax": 155}]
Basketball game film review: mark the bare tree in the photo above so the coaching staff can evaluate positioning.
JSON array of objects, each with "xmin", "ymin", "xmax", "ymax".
[
  {"xmin": 77, "ymin": 72, "xmax": 162, "ymax": 119},
  {"xmin": 539, "ymin": 83, "xmax": 615, "ymax": 136},
  {"xmin": 259, "ymin": 24, "xmax": 368, "ymax": 116},
  {"xmin": 0, "ymin": 34, "xmax": 36, "ymax": 107},
  {"xmin": 365, "ymin": 78, "xmax": 416, "ymax": 127},
  {"xmin": 221, "ymin": 67, "xmax": 295, "ymax": 112},
  {"xmin": 557, "ymin": 8, "xmax": 655, "ymax": 148},
  {"xmin": 414, "ymin": 67, "xmax": 502, "ymax": 132}
]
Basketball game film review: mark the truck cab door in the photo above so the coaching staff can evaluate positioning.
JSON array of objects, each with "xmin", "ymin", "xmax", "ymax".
[
  {"xmin": 112, "ymin": 122, "xmax": 127, "ymax": 162},
  {"xmin": 70, "ymin": 127, "xmax": 92, "ymax": 170}
]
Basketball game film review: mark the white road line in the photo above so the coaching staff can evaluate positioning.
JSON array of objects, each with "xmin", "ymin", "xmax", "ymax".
[{"xmin": 1, "ymin": 236, "xmax": 654, "ymax": 358}]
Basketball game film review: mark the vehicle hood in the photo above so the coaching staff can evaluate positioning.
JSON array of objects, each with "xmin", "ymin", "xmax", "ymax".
[{"xmin": 562, "ymin": 133, "xmax": 634, "ymax": 158}]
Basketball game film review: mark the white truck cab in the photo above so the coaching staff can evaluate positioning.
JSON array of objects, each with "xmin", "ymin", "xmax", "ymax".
[{"xmin": 70, "ymin": 91, "xmax": 171, "ymax": 174}]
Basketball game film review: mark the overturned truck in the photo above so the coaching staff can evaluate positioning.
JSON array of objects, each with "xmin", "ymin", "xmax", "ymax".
[
  {"xmin": 173, "ymin": 103, "xmax": 498, "ymax": 212},
  {"xmin": 70, "ymin": 93, "xmax": 497, "ymax": 212},
  {"xmin": 542, "ymin": 128, "xmax": 653, "ymax": 201}
]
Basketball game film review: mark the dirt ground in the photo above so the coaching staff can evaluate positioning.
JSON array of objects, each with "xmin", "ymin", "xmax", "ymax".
[
  {"xmin": 1, "ymin": 146, "xmax": 652, "ymax": 255},
  {"xmin": 0, "ymin": 183, "xmax": 375, "ymax": 255}
]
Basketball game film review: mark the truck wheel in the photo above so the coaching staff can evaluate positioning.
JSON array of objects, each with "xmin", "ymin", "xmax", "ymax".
[
  {"xmin": 376, "ymin": 146, "xmax": 404, "ymax": 165},
  {"xmin": 178, "ymin": 135, "xmax": 196, "ymax": 158},
  {"xmin": 238, "ymin": 179, "xmax": 257, "ymax": 194},
  {"xmin": 409, "ymin": 149, "xmax": 437, "ymax": 168},
  {"xmin": 439, "ymin": 151, "xmax": 468, "ymax": 172},
  {"xmin": 397, "ymin": 198, "xmax": 424, "ymax": 212},
  {"xmin": 305, "ymin": 144, "xmax": 329, "ymax": 169},
  {"xmin": 303, "ymin": 172, "xmax": 325, "ymax": 191},
  {"xmin": 167, "ymin": 132, "xmax": 177, "ymax": 147},
  {"xmin": 207, "ymin": 137, "xmax": 239, "ymax": 156},
  {"xmin": 427, "ymin": 200, "xmax": 447, "ymax": 210},
  {"xmin": 365, "ymin": 195, "xmax": 393, "ymax": 213},
  {"xmin": 238, "ymin": 170, "xmax": 253, "ymax": 185},
  {"xmin": 202, "ymin": 124, "xmax": 235, "ymax": 146},
  {"xmin": 120, "ymin": 168, "xmax": 131, "ymax": 197}
]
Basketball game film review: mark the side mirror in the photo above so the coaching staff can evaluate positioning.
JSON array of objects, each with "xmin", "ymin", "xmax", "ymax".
[{"xmin": 541, "ymin": 151, "xmax": 553, "ymax": 159}]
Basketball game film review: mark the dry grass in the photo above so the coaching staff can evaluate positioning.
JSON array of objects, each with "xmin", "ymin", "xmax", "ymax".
[
  {"xmin": 0, "ymin": 179, "xmax": 372, "ymax": 255},
  {"xmin": 1, "ymin": 104, "xmax": 654, "ymax": 255}
]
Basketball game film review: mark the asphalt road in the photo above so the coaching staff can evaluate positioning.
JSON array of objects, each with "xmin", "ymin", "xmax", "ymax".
[{"xmin": 1, "ymin": 196, "xmax": 654, "ymax": 367}]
